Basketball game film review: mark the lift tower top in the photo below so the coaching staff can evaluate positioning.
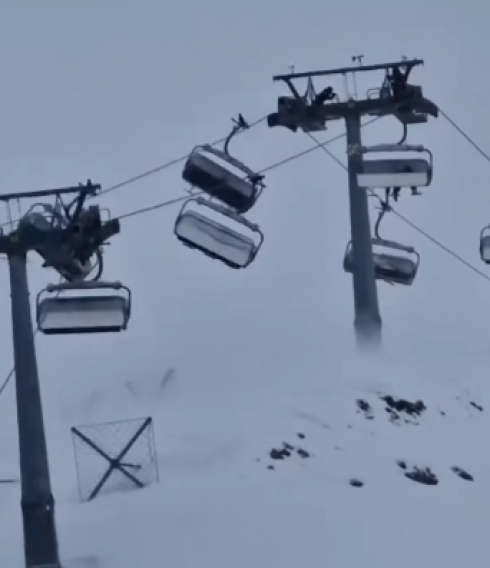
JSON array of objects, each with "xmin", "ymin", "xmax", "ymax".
[
  {"xmin": 267, "ymin": 57, "xmax": 438, "ymax": 347},
  {"xmin": 268, "ymin": 58, "xmax": 438, "ymax": 133},
  {"xmin": 273, "ymin": 59, "xmax": 425, "ymax": 81}
]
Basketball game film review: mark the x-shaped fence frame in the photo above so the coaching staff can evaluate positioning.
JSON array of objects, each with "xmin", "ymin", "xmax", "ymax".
[{"xmin": 71, "ymin": 417, "xmax": 152, "ymax": 501}]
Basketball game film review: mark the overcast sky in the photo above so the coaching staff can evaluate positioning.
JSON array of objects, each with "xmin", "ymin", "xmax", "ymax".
[{"xmin": 0, "ymin": 2, "xmax": 486, "ymax": 436}]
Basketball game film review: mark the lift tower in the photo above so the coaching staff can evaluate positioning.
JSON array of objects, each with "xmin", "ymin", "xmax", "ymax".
[
  {"xmin": 267, "ymin": 58, "xmax": 438, "ymax": 346},
  {"xmin": 0, "ymin": 181, "xmax": 123, "ymax": 568}
]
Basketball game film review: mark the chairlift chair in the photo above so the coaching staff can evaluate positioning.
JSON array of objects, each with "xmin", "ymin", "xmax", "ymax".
[
  {"xmin": 37, "ymin": 280, "xmax": 131, "ymax": 335},
  {"xmin": 174, "ymin": 197, "xmax": 264, "ymax": 269},
  {"xmin": 182, "ymin": 144, "xmax": 264, "ymax": 214},
  {"xmin": 356, "ymin": 143, "xmax": 433, "ymax": 190},
  {"xmin": 480, "ymin": 226, "xmax": 490, "ymax": 263},
  {"xmin": 343, "ymin": 238, "xmax": 420, "ymax": 286}
]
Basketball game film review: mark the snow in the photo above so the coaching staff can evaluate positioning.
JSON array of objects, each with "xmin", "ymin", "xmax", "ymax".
[{"xmin": 1, "ymin": 341, "xmax": 489, "ymax": 567}]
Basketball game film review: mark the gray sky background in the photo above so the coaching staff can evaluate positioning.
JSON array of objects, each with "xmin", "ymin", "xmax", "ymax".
[{"xmin": 0, "ymin": 3, "xmax": 487, "ymax": 465}]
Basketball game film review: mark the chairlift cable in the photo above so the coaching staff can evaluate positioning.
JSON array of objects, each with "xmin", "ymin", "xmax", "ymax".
[
  {"xmin": 390, "ymin": 208, "xmax": 490, "ymax": 282},
  {"xmin": 0, "ymin": 111, "xmax": 487, "ymax": 396},
  {"xmin": 0, "ymin": 115, "xmax": 269, "ymax": 230},
  {"xmin": 0, "ymin": 281, "xmax": 63, "ymax": 399},
  {"xmin": 0, "ymin": 366, "xmax": 15, "ymax": 398},
  {"xmin": 304, "ymin": 131, "xmax": 490, "ymax": 284},
  {"xmin": 434, "ymin": 110, "xmax": 490, "ymax": 270},
  {"xmin": 439, "ymin": 109, "xmax": 490, "ymax": 164},
  {"xmin": 97, "ymin": 115, "xmax": 268, "ymax": 198},
  {"xmin": 0, "ymin": 117, "xmax": 380, "ymax": 399},
  {"xmin": 115, "ymin": 117, "xmax": 382, "ymax": 222}
]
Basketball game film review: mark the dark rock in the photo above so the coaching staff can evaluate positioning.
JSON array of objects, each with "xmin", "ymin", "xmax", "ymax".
[
  {"xmin": 349, "ymin": 479, "xmax": 364, "ymax": 487},
  {"xmin": 470, "ymin": 401, "xmax": 483, "ymax": 412},
  {"xmin": 270, "ymin": 448, "xmax": 288, "ymax": 460},
  {"xmin": 451, "ymin": 466, "xmax": 474, "ymax": 481},
  {"xmin": 404, "ymin": 466, "xmax": 438, "ymax": 485},
  {"xmin": 357, "ymin": 399, "xmax": 370, "ymax": 412},
  {"xmin": 297, "ymin": 433, "xmax": 305, "ymax": 439},
  {"xmin": 396, "ymin": 460, "xmax": 407, "ymax": 470},
  {"xmin": 267, "ymin": 465, "xmax": 275, "ymax": 470},
  {"xmin": 297, "ymin": 448, "xmax": 310, "ymax": 458},
  {"xmin": 381, "ymin": 395, "xmax": 426, "ymax": 417},
  {"xmin": 357, "ymin": 399, "xmax": 374, "ymax": 419}
]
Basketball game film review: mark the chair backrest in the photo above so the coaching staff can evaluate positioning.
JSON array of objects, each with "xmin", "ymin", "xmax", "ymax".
[
  {"xmin": 175, "ymin": 210, "xmax": 256, "ymax": 269},
  {"xmin": 358, "ymin": 158, "xmax": 430, "ymax": 188}
]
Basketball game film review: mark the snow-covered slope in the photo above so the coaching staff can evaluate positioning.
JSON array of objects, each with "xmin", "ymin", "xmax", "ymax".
[{"xmin": 2, "ymin": 340, "xmax": 489, "ymax": 568}]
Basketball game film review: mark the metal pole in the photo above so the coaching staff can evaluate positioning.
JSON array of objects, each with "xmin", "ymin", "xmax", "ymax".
[
  {"xmin": 345, "ymin": 112, "xmax": 382, "ymax": 346},
  {"xmin": 8, "ymin": 253, "xmax": 60, "ymax": 568}
]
